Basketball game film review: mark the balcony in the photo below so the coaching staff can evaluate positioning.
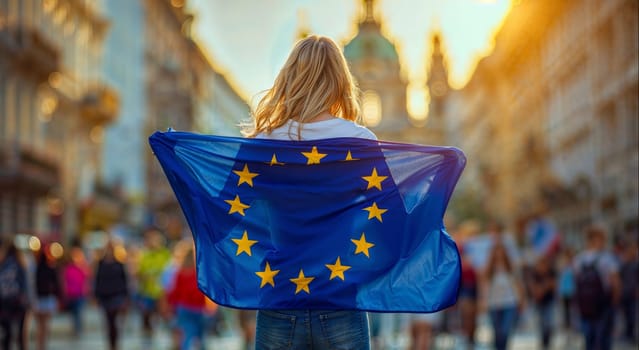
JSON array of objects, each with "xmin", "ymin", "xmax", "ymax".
[
  {"xmin": 80, "ymin": 84, "xmax": 120, "ymax": 126},
  {"xmin": 0, "ymin": 142, "xmax": 59, "ymax": 196},
  {"xmin": 0, "ymin": 25, "xmax": 60, "ymax": 81}
]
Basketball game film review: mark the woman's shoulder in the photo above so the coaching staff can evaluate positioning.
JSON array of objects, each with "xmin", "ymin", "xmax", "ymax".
[{"xmin": 326, "ymin": 118, "xmax": 377, "ymax": 140}]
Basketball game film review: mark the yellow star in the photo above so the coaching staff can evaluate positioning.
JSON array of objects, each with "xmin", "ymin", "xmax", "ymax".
[
  {"xmin": 224, "ymin": 195, "xmax": 250, "ymax": 216},
  {"xmin": 325, "ymin": 257, "xmax": 351, "ymax": 281},
  {"xmin": 233, "ymin": 164, "xmax": 259, "ymax": 187},
  {"xmin": 362, "ymin": 167, "xmax": 388, "ymax": 190},
  {"xmin": 301, "ymin": 146, "xmax": 327, "ymax": 165},
  {"xmin": 290, "ymin": 269, "xmax": 315, "ymax": 294},
  {"xmin": 255, "ymin": 262, "xmax": 280, "ymax": 288},
  {"xmin": 363, "ymin": 202, "xmax": 387, "ymax": 222},
  {"xmin": 231, "ymin": 231, "xmax": 258, "ymax": 256},
  {"xmin": 268, "ymin": 154, "xmax": 285, "ymax": 166},
  {"xmin": 351, "ymin": 233, "xmax": 375, "ymax": 258},
  {"xmin": 344, "ymin": 150, "xmax": 359, "ymax": 161}
]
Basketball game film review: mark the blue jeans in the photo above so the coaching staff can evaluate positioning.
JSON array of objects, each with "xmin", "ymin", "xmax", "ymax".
[
  {"xmin": 66, "ymin": 297, "xmax": 85, "ymax": 335},
  {"xmin": 176, "ymin": 306, "xmax": 207, "ymax": 350},
  {"xmin": 256, "ymin": 310, "xmax": 370, "ymax": 349},
  {"xmin": 536, "ymin": 302, "xmax": 554, "ymax": 349},
  {"xmin": 581, "ymin": 307, "xmax": 615, "ymax": 350},
  {"xmin": 489, "ymin": 305, "xmax": 518, "ymax": 350}
]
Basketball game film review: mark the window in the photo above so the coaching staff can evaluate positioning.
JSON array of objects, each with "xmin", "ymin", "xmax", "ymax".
[
  {"xmin": 5, "ymin": 77, "xmax": 16, "ymax": 141},
  {"xmin": 0, "ymin": 71, "xmax": 5, "ymax": 140},
  {"xmin": 362, "ymin": 90, "xmax": 382, "ymax": 127}
]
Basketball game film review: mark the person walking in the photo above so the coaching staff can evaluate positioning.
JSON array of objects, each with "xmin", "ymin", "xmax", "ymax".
[
  {"xmin": 243, "ymin": 34, "xmax": 376, "ymax": 349},
  {"xmin": 529, "ymin": 255, "xmax": 557, "ymax": 349},
  {"xmin": 136, "ymin": 228, "xmax": 171, "ymax": 338},
  {"xmin": 94, "ymin": 241, "xmax": 129, "ymax": 350},
  {"xmin": 62, "ymin": 243, "xmax": 90, "ymax": 337},
  {"xmin": 574, "ymin": 224, "xmax": 621, "ymax": 350},
  {"xmin": 457, "ymin": 245, "xmax": 479, "ymax": 348},
  {"xmin": 558, "ymin": 248, "xmax": 576, "ymax": 331},
  {"xmin": 167, "ymin": 245, "xmax": 208, "ymax": 350},
  {"xmin": 619, "ymin": 236, "xmax": 638, "ymax": 343},
  {"xmin": 34, "ymin": 245, "xmax": 61, "ymax": 350},
  {"xmin": 0, "ymin": 238, "xmax": 29, "ymax": 350},
  {"xmin": 480, "ymin": 241, "xmax": 525, "ymax": 350}
]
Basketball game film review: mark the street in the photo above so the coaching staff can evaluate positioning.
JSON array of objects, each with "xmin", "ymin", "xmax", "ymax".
[{"xmin": 28, "ymin": 305, "xmax": 636, "ymax": 350}]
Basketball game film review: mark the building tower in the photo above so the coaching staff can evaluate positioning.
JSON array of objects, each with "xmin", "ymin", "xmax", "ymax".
[
  {"xmin": 343, "ymin": 0, "xmax": 410, "ymax": 140},
  {"xmin": 425, "ymin": 33, "xmax": 449, "ymax": 145}
]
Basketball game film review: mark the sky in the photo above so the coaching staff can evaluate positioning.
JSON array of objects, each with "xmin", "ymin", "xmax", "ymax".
[{"xmin": 189, "ymin": 0, "xmax": 511, "ymax": 116}]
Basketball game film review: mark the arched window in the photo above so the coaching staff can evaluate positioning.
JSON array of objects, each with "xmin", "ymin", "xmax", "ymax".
[{"xmin": 362, "ymin": 90, "xmax": 382, "ymax": 127}]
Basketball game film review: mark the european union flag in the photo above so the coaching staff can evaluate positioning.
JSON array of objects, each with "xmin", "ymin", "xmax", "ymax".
[{"xmin": 149, "ymin": 130, "xmax": 466, "ymax": 312}]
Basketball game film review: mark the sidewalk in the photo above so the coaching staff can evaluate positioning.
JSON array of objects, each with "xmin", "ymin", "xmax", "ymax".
[
  {"xmin": 33, "ymin": 305, "xmax": 243, "ymax": 350},
  {"xmin": 27, "ymin": 305, "xmax": 638, "ymax": 349}
]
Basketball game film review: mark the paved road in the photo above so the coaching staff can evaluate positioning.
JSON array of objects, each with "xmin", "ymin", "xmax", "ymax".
[{"xmin": 22, "ymin": 306, "xmax": 637, "ymax": 349}]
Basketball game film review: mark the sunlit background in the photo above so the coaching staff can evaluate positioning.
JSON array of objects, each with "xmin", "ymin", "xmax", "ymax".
[{"xmin": 0, "ymin": 0, "xmax": 637, "ymax": 349}]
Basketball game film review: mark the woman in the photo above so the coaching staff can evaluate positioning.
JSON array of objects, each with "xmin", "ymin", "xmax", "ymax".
[
  {"xmin": 167, "ymin": 244, "xmax": 208, "ymax": 350},
  {"xmin": 458, "ymin": 246, "xmax": 478, "ymax": 347},
  {"xmin": 94, "ymin": 241, "xmax": 129, "ymax": 350},
  {"xmin": 530, "ymin": 255, "xmax": 556, "ymax": 349},
  {"xmin": 243, "ymin": 35, "xmax": 375, "ymax": 349},
  {"xmin": 62, "ymin": 244, "xmax": 90, "ymax": 337},
  {"xmin": 34, "ymin": 245, "xmax": 61, "ymax": 350},
  {"xmin": 0, "ymin": 238, "xmax": 29, "ymax": 350},
  {"xmin": 480, "ymin": 241, "xmax": 525, "ymax": 350}
]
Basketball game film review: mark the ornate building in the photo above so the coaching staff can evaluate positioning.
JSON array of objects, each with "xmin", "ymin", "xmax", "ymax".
[
  {"xmin": 0, "ymin": 0, "xmax": 118, "ymax": 238},
  {"xmin": 444, "ymin": 0, "xmax": 638, "ymax": 240},
  {"xmin": 344, "ymin": 0, "xmax": 409, "ymax": 141},
  {"xmin": 425, "ymin": 33, "xmax": 449, "ymax": 146},
  {"xmin": 343, "ymin": 0, "xmax": 449, "ymax": 146}
]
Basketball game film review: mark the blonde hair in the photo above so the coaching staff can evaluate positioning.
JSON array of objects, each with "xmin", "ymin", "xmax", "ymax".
[{"xmin": 243, "ymin": 35, "xmax": 361, "ymax": 138}]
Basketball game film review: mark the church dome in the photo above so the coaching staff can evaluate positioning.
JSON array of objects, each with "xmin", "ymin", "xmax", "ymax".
[{"xmin": 344, "ymin": 29, "xmax": 399, "ymax": 61}]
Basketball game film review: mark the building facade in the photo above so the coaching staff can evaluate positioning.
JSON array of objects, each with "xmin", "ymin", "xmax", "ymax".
[
  {"xmin": 192, "ymin": 46, "xmax": 249, "ymax": 137},
  {"xmin": 444, "ymin": 0, "xmax": 638, "ymax": 241},
  {"xmin": 100, "ymin": 0, "xmax": 147, "ymax": 228},
  {"xmin": 142, "ymin": 0, "xmax": 249, "ymax": 239},
  {"xmin": 343, "ymin": 0, "xmax": 450, "ymax": 146},
  {"xmin": 0, "ymin": 0, "xmax": 118, "ymax": 239}
]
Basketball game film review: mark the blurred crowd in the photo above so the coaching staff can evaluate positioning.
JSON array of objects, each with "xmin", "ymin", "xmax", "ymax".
[
  {"xmin": 377, "ymin": 218, "xmax": 638, "ymax": 350},
  {"xmin": 0, "ymin": 228, "xmax": 252, "ymax": 350},
  {"xmin": 0, "ymin": 220, "xmax": 637, "ymax": 350}
]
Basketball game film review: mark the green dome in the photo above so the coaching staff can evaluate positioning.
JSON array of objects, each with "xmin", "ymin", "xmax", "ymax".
[{"xmin": 344, "ymin": 30, "xmax": 399, "ymax": 61}]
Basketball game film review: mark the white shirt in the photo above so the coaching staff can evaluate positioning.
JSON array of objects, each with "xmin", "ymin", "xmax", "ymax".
[
  {"xmin": 257, "ymin": 118, "xmax": 377, "ymax": 141},
  {"xmin": 487, "ymin": 268, "xmax": 520, "ymax": 309}
]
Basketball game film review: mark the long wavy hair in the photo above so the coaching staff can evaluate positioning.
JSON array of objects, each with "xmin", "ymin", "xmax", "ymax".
[{"xmin": 243, "ymin": 35, "xmax": 361, "ymax": 138}]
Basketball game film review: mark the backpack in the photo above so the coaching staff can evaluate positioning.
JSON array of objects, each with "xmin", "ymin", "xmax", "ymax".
[{"xmin": 575, "ymin": 257, "xmax": 608, "ymax": 320}]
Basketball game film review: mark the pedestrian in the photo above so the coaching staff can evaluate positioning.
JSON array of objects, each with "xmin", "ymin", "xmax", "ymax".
[
  {"xmin": 94, "ymin": 241, "xmax": 129, "ymax": 350},
  {"xmin": 618, "ymin": 234, "xmax": 637, "ymax": 343},
  {"xmin": 237, "ymin": 309, "xmax": 256, "ymax": 350},
  {"xmin": 409, "ymin": 312, "xmax": 441, "ymax": 350},
  {"xmin": 458, "ymin": 245, "xmax": 479, "ymax": 347},
  {"xmin": 135, "ymin": 228, "xmax": 171, "ymax": 338},
  {"xmin": 242, "ymin": 34, "xmax": 376, "ymax": 349},
  {"xmin": 167, "ymin": 244, "xmax": 208, "ymax": 350},
  {"xmin": 480, "ymin": 241, "xmax": 525, "ymax": 350},
  {"xmin": 574, "ymin": 224, "xmax": 621, "ymax": 350},
  {"xmin": 62, "ymin": 243, "xmax": 90, "ymax": 337},
  {"xmin": 0, "ymin": 237, "xmax": 29, "ymax": 350},
  {"xmin": 34, "ymin": 244, "xmax": 62, "ymax": 350},
  {"xmin": 529, "ymin": 255, "xmax": 557, "ymax": 349},
  {"xmin": 558, "ymin": 248, "xmax": 576, "ymax": 331},
  {"xmin": 161, "ymin": 239, "xmax": 190, "ymax": 350}
]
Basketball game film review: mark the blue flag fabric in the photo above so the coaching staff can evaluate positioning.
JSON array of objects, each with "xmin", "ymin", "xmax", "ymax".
[{"xmin": 149, "ymin": 131, "xmax": 466, "ymax": 312}]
